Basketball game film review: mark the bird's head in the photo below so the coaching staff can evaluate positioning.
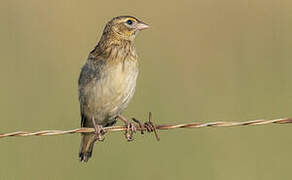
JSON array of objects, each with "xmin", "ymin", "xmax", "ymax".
[{"xmin": 104, "ymin": 16, "xmax": 149, "ymax": 42}]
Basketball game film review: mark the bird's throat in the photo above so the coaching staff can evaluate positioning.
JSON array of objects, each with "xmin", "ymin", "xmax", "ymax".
[{"xmin": 90, "ymin": 35, "xmax": 137, "ymax": 65}]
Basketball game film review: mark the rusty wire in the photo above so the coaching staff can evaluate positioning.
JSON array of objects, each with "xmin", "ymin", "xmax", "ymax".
[{"xmin": 0, "ymin": 116, "xmax": 292, "ymax": 139}]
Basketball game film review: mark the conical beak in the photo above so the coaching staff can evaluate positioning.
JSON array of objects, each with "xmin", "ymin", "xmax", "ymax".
[{"xmin": 136, "ymin": 21, "xmax": 149, "ymax": 30}]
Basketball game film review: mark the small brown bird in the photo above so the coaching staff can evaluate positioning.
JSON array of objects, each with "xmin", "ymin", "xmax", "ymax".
[{"xmin": 78, "ymin": 16, "xmax": 149, "ymax": 162}]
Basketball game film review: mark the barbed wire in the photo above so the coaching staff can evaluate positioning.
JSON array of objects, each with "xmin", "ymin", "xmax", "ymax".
[{"xmin": 1, "ymin": 115, "xmax": 291, "ymax": 140}]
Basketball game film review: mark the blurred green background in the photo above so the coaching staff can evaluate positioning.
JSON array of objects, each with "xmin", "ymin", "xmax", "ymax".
[{"xmin": 1, "ymin": 0, "xmax": 292, "ymax": 179}]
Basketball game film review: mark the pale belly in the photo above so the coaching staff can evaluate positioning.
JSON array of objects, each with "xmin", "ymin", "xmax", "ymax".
[{"xmin": 83, "ymin": 61, "xmax": 138, "ymax": 125}]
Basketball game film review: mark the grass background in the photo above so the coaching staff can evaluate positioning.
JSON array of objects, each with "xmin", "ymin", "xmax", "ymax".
[{"xmin": 0, "ymin": 0, "xmax": 292, "ymax": 179}]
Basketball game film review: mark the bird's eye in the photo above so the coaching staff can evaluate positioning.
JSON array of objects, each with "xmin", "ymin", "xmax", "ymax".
[{"xmin": 126, "ymin": 19, "xmax": 133, "ymax": 25}]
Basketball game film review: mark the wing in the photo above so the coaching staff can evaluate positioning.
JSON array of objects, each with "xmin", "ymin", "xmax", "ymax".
[{"xmin": 78, "ymin": 56, "xmax": 105, "ymax": 127}]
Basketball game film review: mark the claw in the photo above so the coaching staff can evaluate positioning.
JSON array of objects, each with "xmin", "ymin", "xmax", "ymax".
[
  {"xmin": 132, "ymin": 118, "xmax": 144, "ymax": 134},
  {"xmin": 92, "ymin": 117, "xmax": 106, "ymax": 142},
  {"xmin": 116, "ymin": 115, "xmax": 137, "ymax": 141},
  {"xmin": 132, "ymin": 112, "xmax": 160, "ymax": 141}
]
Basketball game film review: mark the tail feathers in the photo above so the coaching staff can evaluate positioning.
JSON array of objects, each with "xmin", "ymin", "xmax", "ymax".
[{"xmin": 79, "ymin": 134, "xmax": 96, "ymax": 162}]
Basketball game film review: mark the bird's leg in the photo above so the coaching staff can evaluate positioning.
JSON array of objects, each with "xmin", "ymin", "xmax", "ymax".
[
  {"xmin": 91, "ymin": 117, "xmax": 106, "ymax": 142},
  {"xmin": 116, "ymin": 114, "xmax": 137, "ymax": 141},
  {"xmin": 132, "ymin": 118, "xmax": 144, "ymax": 134}
]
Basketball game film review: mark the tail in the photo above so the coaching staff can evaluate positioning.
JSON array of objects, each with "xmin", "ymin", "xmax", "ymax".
[{"xmin": 79, "ymin": 134, "xmax": 96, "ymax": 162}]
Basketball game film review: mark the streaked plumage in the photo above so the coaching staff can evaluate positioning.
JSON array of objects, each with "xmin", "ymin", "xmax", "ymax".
[{"xmin": 78, "ymin": 16, "xmax": 148, "ymax": 162}]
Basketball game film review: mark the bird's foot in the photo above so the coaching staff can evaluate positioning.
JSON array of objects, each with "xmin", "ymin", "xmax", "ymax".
[
  {"xmin": 92, "ymin": 117, "xmax": 106, "ymax": 142},
  {"xmin": 116, "ymin": 115, "xmax": 137, "ymax": 141},
  {"xmin": 132, "ymin": 112, "xmax": 160, "ymax": 141}
]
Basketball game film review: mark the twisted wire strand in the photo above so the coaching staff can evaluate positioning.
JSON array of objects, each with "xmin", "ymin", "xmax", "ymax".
[{"xmin": 0, "ymin": 117, "xmax": 291, "ymax": 139}]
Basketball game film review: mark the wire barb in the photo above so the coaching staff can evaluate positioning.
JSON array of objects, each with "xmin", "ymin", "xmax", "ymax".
[
  {"xmin": 132, "ymin": 112, "xmax": 160, "ymax": 141},
  {"xmin": 0, "ymin": 117, "xmax": 292, "ymax": 139}
]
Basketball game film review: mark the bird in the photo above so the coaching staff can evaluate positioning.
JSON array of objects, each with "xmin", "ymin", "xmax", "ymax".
[{"xmin": 78, "ymin": 16, "xmax": 149, "ymax": 162}]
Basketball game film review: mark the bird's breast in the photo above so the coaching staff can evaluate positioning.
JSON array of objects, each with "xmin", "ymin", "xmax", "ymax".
[
  {"xmin": 101, "ymin": 60, "xmax": 138, "ymax": 104},
  {"xmin": 85, "ymin": 59, "xmax": 138, "ymax": 123}
]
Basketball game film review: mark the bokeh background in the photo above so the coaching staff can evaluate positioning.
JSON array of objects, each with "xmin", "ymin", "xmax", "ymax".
[{"xmin": 1, "ymin": 0, "xmax": 292, "ymax": 179}]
